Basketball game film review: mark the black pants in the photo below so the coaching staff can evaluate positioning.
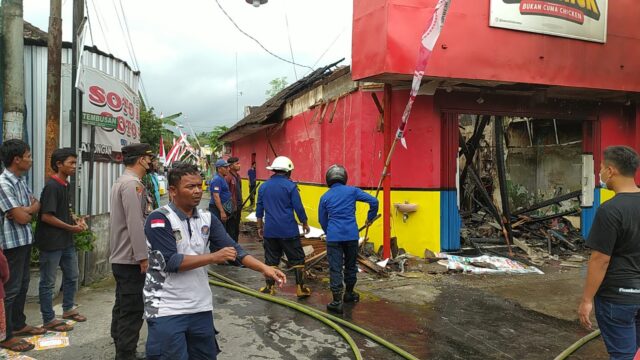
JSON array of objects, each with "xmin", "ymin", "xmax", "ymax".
[
  {"xmin": 327, "ymin": 241, "xmax": 359, "ymax": 293},
  {"xmin": 227, "ymin": 210, "xmax": 241, "ymax": 243},
  {"xmin": 263, "ymin": 237, "xmax": 305, "ymax": 267},
  {"xmin": 3, "ymin": 244, "xmax": 32, "ymax": 341},
  {"xmin": 111, "ymin": 263, "xmax": 145, "ymax": 360},
  {"xmin": 209, "ymin": 205, "xmax": 235, "ymax": 242},
  {"xmin": 249, "ymin": 184, "xmax": 256, "ymax": 206}
]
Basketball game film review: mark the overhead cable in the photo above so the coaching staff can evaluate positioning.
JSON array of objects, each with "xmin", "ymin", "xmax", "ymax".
[{"xmin": 213, "ymin": 0, "xmax": 314, "ymax": 71}]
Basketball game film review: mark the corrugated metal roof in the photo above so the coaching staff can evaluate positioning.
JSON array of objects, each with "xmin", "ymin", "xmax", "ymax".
[
  {"xmin": 220, "ymin": 59, "xmax": 345, "ymax": 142},
  {"xmin": 22, "ymin": 22, "xmax": 139, "ymax": 215}
]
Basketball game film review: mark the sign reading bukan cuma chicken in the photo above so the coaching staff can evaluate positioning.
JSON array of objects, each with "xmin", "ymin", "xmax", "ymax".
[
  {"xmin": 81, "ymin": 67, "xmax": 140, "ymax": 159},
  {"xmin": 490, "ymin": 0, "xmax": 608, "ymax": 43}
]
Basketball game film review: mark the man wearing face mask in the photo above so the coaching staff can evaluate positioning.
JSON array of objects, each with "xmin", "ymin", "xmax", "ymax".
[
  {"xmin": 109, "ymin": 143, "xmax": 154, "ymax": 360},
  {"xmin": 578, "ymin": 146, "xmax": 640, "ymax": 360}
]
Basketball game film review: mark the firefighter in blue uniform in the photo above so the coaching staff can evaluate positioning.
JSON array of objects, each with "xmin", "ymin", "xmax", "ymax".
[
  {"xmin": 319, "ymin": 165, "xmax": 379, "ymax": 314},
  {"xmin": 256, "ymin": 156, "xmax": 312, "ymax": 298}
]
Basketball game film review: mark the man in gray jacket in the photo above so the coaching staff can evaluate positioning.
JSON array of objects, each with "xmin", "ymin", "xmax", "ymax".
[{"xmin": 109, "ymin": 143, "xmax": 154, "ymax": 360}]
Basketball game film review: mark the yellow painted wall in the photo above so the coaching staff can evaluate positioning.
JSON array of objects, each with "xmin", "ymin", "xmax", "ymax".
[{"xmin": 242, "ymin": 179, "xmax": 442, "ymax": 256}]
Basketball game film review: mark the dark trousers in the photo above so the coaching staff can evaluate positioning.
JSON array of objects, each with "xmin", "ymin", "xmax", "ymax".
[
  {"xmin": 209, "ymin": 205, "xmax": 235, "ymax": 241},
  {"xmin": 111, "ymin": 264, "xmax": 145, "ymax": 360},
  {"xmin": 227, "ymin": 210, "xmax": 241, "ymax": 243},
  {"xmin": 327, "ymin": 241, "xmax": 359, "ymax": 293},
  {"xmin": 263, "ymin": 237, "xmax": 305, "ymax": 267},
  {"xmin": 595, "ymin": 295, "xmax": 640, "ymax": 360},
  {"xmin": 249, "ymin": 184, "xmax": 256, "ymax": 206},
  {"xmin": 3, "ymin": 244, "xmax": 32, "ymax": 341},
  {"xmin": 146, "ymin": 311, "xmax": 220, "ymax": 360}
]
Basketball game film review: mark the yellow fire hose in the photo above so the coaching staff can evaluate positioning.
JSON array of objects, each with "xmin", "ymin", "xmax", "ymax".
[{"xmin": 208, "ymin": 270, "xmax": 420, "ymax": 360}]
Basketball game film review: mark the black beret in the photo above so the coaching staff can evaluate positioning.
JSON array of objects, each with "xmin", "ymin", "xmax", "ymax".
[{"xmin": 122, "ymin": 143, "xmax": 153, "ymax": 159}]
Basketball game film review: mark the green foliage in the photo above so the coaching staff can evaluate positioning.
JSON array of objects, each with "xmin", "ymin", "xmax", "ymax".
[
  {"xmin": 197, "ymin": 125, "xmax": 229, "ymax": 155},
  {"xmin": 265, "ymin": 77, "xmax": 288, "ymax": 99},
  {"xmin": 139, "ymin": 103, "xmax": 177, "ymax": 153},
  {"xmin": 74, "ymin": 229, "xmax": 97, "ymax": 252},
  {"xmin": 29, "ymin": 219, "xmax": 96, "ymax": 266}
]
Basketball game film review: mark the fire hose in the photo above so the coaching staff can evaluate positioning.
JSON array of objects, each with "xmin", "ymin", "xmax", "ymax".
[
  {"xmin": 208, "ymin": 270, "xmax": 419, "ymax": 360},
  {"xmin": 553, "ymin": 329, "xmax": 601, "ymax": 360}
]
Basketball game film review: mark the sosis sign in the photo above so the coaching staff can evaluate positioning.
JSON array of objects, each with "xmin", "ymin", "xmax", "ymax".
[
  {"xmin": 490, "ymin": 0, "xmax": 608, "ymax": 43},
  {"xmin": 82, "ymin": 67, "xmax": 141, "ymax": 158}
]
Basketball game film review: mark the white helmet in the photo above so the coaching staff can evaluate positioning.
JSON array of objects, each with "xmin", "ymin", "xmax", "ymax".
[{"xmin": 266, "ymin": 156, "xmax": 294, "ymax": 172}]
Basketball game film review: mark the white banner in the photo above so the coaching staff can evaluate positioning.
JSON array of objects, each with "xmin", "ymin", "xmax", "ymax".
[
  {"xmin": 81, "ymin": 67, "xmax": 141, "ymax": 158},
  {"xmin": 490, "ymin": 0, "xmax": 608, "ymax": 43}
]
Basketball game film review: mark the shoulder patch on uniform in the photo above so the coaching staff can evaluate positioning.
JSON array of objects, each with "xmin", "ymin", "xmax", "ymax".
[{"xmin": 150, "ymin": 219, "xmax": 165, "ymax": 228}]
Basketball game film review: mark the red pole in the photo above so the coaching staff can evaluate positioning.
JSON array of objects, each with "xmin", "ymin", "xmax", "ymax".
[{"xmin": 383, "ymin": 84, "xmax": 392, "ymax": 259}]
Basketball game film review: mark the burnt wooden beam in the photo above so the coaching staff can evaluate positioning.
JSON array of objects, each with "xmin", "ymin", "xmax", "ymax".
[
  {"xmin": 511, "ymin": 190, "xmax": 581, "ymax": 216},
  {"xmin": 494, "ymin": 116, "xmax": 514, "ymax": 256}
]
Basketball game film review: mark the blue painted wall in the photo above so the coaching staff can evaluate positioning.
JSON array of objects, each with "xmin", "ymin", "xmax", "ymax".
[
  {"xmin": 440, "ymin": 190, "xmax": 461, "ymax": 251},
  {"xmin": 581, "ymin": 188, "xmax": 601, "ymax": 239}
]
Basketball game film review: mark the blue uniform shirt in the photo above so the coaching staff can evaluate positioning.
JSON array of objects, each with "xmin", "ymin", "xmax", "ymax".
[
  {"xmin": 318, "ymin": 183, "xmax": 379, "ymax": 242},
  {"xmin": 209, "ymin": 174, "xmax": 231, "ymax": 205},
  {"xmin": 256, "ymin": 174, "xmax": 308, "ymax": 238},
  {"xmin": 144, "ymin": 202, "xmax": 247, "ymax": 273}
]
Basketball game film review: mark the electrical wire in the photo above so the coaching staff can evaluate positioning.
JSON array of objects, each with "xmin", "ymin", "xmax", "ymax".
[
  {"xmin": 89, "ymin": 0, "xmax": 111, "ymax": 53},
  {"xmin": 310, "ymin": 27, "xmax": 345, "ymax": 71},
  {"xmin": 84, "ymin": 0, "xmax": 95, "ymax": 45},
  {"xmin": 114, "ymin": 0, "xmax": 151, "ymax": 106},
  {"xmin": 213, "ymin": 0, "xmax": 313, "ymax": 71},
  {"xmin": 282, "ymin": 0, "xmax": 298, "ymax": 80}
]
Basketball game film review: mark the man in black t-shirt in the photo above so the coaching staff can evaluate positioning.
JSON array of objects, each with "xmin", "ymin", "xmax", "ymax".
[
  {"xmin": 579, "ymin": 145, "xmax": 640, "ymax": 360},
  {"xmin": 35, "ymin": 148, "xmax": 88, "ymax": 332}
]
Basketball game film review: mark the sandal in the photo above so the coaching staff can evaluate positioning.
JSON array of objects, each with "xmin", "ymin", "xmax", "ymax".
[
  {"xmin": 43, "ymin": 320, "xmax": 74, "ymax": 332},
  {"xmin": 13, "ymin": 325, "xmax": 47, "ymax": 336},
  {"xmin": 0, "ymin": 338, "xmax": 35, "ymax": 352},
  {"xmin": 63, "ymin": 312, "xmax": 87, "ymax": 322}
]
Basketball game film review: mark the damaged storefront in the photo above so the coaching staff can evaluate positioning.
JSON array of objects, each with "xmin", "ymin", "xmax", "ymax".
[{"xmin": 349, "ymin": 0, "xmax": 640, "ymax": 260}]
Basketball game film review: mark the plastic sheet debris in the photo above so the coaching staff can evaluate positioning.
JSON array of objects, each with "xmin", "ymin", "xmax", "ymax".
[
  {"xmin": 298, "ymin": 225, "xmax": 325, "ymax": 238},
  {"xmin": 376, "ymin": 258, "xmax": 389, "ymax": 268},
  {"xmin": 437, "ymin": 254, "xmax": 544, "ymax": 275}
]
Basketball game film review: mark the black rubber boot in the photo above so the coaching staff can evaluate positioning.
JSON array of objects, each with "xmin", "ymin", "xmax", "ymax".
[
  {"xmin": 327, "ymin": 292, "xmax": 343, "ymax": 314},
  {"xmin": 259, "ymin": 279, "xmax": 276, "ymax": 295},
  {"xmin": 343, "ymin": 284, "xmax": 360, "ymax": 303},
  {"xmin": 294, "ymin": 266, "xmax": 311, "ymax": 299}
]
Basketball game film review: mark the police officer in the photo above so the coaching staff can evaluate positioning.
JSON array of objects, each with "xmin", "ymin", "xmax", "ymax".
[
  {"xmin": 256, "ymin": 156, "xmax": 312, "ymax": 298},
  {"xmin": 319, "ymin": 165, "xmax": 378, "ymax": 314},
  {"xmin": 109, "ymin": 143, "xmax": 154, "ymax": 360}
]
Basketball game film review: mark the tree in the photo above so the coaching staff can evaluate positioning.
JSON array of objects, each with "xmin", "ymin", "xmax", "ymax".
[
  {"xmin": 139, "ymin": 103, "xmax": 176, "ymax": 153},
  {"xmin": 196, "ymin": 125, "xmax": 229, "ymax": 156},
  {"xmin": 265, "ymin": 77, "xmax": 288, "ymax": 99}
]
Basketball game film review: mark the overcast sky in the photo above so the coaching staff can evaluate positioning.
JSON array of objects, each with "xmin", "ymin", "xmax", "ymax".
[{"xmin": 24, "ymin": 0, "xmax": 353, "ymax": 133}]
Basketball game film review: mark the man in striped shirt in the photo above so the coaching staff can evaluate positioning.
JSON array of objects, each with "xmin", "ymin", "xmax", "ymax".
[{"xmin": 0, "ymin": 139, "xmax": 46, "ymax": 352}]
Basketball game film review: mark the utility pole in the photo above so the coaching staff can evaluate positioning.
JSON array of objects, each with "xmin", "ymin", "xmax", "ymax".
[
  {"xmin": 1, "ymin": 4, "xmax": 5, "ymax": 140},
  {"xmin": 70, "ymin": 0, "xmax": 83, "ymax": 210},
  {"xmin": 45, "ymin": 0, "xmax": 62, "ymax": 179},
  {"xmin": 2, "ymin": 0, "xmax": 25, "ymax": 140}
]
